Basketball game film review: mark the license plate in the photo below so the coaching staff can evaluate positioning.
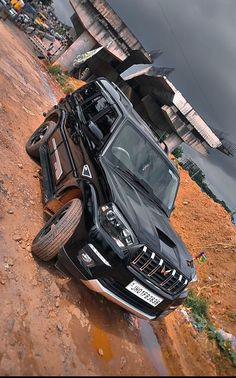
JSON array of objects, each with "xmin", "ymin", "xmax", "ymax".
[{"xmin": 126, "ymin": 280, "xmax": 163, "ymax": 307}]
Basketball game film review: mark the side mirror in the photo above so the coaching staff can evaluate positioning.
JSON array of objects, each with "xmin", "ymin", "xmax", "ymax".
[{"xmin": 85, "ymin": 121, "xmax": 103, "ymax": 146}]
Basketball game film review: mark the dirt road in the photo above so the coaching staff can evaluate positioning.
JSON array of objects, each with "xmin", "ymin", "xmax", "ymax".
[{"xmin": 0, "ymin": 19, "xmax": 169, "ymax": 376}]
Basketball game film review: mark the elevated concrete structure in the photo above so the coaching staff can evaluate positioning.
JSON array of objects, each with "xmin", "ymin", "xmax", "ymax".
[
  {"xmin": 54, "ymin": 0, "xmax": 233, "ymax": 158},
  {"xmin": 55, "ymin": 0, "xmax": 152, "ymax": 72},
  {"xmin": 121, "ymin": 66, "xmax": 225, "ymax": 156}
]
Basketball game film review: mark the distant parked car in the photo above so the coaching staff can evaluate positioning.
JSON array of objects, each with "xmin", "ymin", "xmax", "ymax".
[
  {"xmin": 7, "ymin": 7, "xmax": 17, "ymax": 19},
  {"xmin": 0, "ymin": 0, "xmax": 17, "ymax": 20}
]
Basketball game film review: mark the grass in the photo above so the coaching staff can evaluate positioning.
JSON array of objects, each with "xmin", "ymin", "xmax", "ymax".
[
  {"xmin": 184, "ymin": 289, "xmax": 236, "ymax": 367},
  {"xmin": 185, "ymin": 289, "xmax": 209, "ymax": 331},
  {"xmin": 47, "ymin": 64, "xmax": 76, "ymax": 94},
  {"xmin": 47, "ymin": 64, "xmax": 62, "ymax": 76}
]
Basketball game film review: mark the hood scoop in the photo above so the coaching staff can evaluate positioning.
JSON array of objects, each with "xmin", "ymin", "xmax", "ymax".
[{"xmin": 156, "ymin": 228, "xmax": 182, "ymax": 268}]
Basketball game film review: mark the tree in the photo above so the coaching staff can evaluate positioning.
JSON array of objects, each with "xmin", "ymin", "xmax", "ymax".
[
  {"xmin": 40, "ymin": 0, "xmax": 53, "ymax": 5},
  {"xmin": 172, "ymin": 146, "xmax": 183, "ymax": 159},
  {"xmin": 28, "ymin": 0, "xmax": 53, "ymax": 7}
]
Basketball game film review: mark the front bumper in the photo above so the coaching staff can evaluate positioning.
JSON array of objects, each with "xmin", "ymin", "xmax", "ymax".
[
  {"xmin": 56, "ymin": 245, "xmax": 156, "ymax": 320},
  {"xmin": 81, "ymin": 278, "xmax": 156, "ymax": 320},
  {"xmin": 57, "ymin": 237, "xmax": 188, "ymax": 320}
]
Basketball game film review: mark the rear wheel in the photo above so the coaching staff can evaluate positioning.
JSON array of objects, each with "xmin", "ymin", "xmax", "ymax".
[
  {"xmin": 26, "ymin": 120, "xmax": 58, "ymax": 159},
  {"xmin": 32, "ymin": 198, "xmax": 83, "ymax": 261}
]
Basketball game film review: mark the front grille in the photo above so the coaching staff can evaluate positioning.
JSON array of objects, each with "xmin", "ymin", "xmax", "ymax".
[{"xmin": 130, "ymin": 246, "xmax": 188, "ymax": 295}]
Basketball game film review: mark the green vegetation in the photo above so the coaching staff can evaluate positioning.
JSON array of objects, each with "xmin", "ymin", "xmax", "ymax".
[
  {"xmin": 179, "ymin": 161, "xmax": 231, "ymax": 214},
  {"xmin": 172, "ymin": 146, "xmax": 183, "ymax": 159},
  {"xmin": 48, "ymin": 65, "xmax": 62, "ymax": 76},
  {"xmin": 185, "ymin": 289, "xmax": 208, "ymax": 331},
  {"xmin": 208, "ymin": 325, "xmax": 236, "ymax": 367},
  {"xmin": 190, "ymin": 169, "xmax": 231, "ymax": 213},
  {"xmin": 184, "ymin": 290, "xmax": 236, "ymax": 367},
  {"xmin": 47, "ymin": 65, "xmax": 76, "ymax": 94},
  {"xmin": 63, "ymin": 84, "xmax": 77, "ymax": 95}
]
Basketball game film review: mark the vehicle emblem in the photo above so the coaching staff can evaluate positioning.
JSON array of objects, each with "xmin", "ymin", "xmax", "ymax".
[
  {"xmin": 160, "ymin": 265, "xmax": 172, "ymax": 276},
  {"xmin": 82, "ymin": 165, "xmax": 92, "ymax": 178}
]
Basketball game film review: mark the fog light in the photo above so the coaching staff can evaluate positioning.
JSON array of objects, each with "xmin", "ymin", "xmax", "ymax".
[
  {"xmin": 82, "ymin": 252, "xmax": 92, "ymax": 264},
  {"xmin": 78, "ymin": 250, "xmax": 95, "ymax": 268}
]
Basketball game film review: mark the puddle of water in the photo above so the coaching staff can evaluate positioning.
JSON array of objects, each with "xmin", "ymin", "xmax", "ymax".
[
  {"xmin": 139, "ymin": 319, "xmax": 170, "ymax": 376},
  {"xmin": 90, "ymin": 325, "xmax": 113, "ymax": 363}
]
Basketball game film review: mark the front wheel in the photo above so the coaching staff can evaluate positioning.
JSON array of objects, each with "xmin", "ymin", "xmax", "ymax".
[
  {"xmin": 26, "ymin": 120, "xmax": 58, "ymax": 159},
  {"xmin": 31, "ymin": 199, "xmax": 83, "ymax": 261}
]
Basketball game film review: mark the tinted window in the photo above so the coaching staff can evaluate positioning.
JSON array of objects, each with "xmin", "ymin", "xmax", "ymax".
[{"xmin": 95, "ymin": 108, "xmax": 118, "ymax": 136}]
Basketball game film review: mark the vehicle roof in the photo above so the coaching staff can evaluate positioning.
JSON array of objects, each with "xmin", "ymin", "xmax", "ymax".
[{"xmin": 97, "ymin": 77, "xmax": 179, "ymax": 176}]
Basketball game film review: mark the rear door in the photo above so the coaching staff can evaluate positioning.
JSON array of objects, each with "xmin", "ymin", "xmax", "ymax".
[{"xmin": 47, "ymin": 113, "xmax": 75, "ymax": 187}]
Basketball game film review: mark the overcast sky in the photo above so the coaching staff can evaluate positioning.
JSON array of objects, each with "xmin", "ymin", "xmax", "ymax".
[{"xmin": 53, "ymin": 0, "xmax": 236, "ymax": 214}]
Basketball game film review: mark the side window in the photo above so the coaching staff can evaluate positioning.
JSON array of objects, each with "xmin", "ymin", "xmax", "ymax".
[
  {"xmin": 75, "ymin": 82, "xmax": 99, "ymax": 103},
  {"xmin": 95, "ymin": 108, "xmax": 118, "ymax": 136},
  {"xmin": 82, "ymin": 96, "xmax": 110, "ymax": 121}
]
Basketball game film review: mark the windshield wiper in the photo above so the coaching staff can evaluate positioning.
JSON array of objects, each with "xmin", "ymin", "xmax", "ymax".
[
  {"xmin": 115, "ymin": 166, "xmax": 169, "ymax": 216},
  {"xmin": 114, "ymin": 166, "xmax": 150, "ymax": 193}
]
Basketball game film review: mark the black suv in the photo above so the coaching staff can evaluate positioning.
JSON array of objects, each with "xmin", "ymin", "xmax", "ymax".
[{"xmin": 26, "ymin": 77, "xmax": 196, "ymax": 320}]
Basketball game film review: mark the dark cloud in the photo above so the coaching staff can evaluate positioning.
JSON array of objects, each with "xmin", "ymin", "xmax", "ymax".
[
  {"xmin": 106, "ymin": 0, "xmax": 236, "ymax": 212},
  {"xmin": 53, "ymin": 0, "xmax": 236, "ymax": 211}
]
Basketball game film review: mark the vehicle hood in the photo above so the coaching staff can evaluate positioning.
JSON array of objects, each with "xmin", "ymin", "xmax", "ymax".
[{"xmin": 101, "ymin": 162, "xmax": 194, "ymax": 279}]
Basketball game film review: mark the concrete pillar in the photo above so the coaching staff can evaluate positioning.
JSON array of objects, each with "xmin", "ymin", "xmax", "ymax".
[
  {"xmin": 164, "ymin": 133, "xmax": 183, "ymax": 152},
  {"xmin": 54, "ymin": 31, "xmax": 97, "ymax": 72}
]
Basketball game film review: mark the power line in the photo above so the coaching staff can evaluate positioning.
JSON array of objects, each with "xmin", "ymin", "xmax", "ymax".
[{"xmin": 157, "ymin": 0, "xmax": 220, "ymax": 125}]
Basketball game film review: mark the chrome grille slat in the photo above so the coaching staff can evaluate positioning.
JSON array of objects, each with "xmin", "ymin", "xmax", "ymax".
[
  {"xmin": 131, "ymin": 247, "xmax": 188, "ymax": 295},
  {"xmin": 147, "ymin": 258, "xmax": 163, "ymax": 277},
  {"xmin": 160, "ymin": 269, "xmax": 176, "ymax": 286},
  {"xmin": 132, "ymin": 246, "xmax": 147, "ymax": 265},
  {"xmin": 140, "ymin": 252, "xmax": 155, "ymax": 271},
  {"xmin": 168, "ymin": 274, "xmax": 183, "ymax": 291}
]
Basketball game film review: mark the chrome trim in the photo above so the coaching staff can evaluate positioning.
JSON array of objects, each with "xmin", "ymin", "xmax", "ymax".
[
  {"xmin": 81, "ymin": 279, "xmax": 156, "ymax": 320},
  {"xmin": 132, "ymin": 245, "xmax": 147, "ymax": 265},
  {"xmin": 88, "ymin": 243, "xmax": 111, "ymax": 267},
  {"xmin": 140, "ymin": 251, "xmax": 155, "ymax": 271},
  {"xmin": 148, "ymin": 258, "xmax": 163, "ymax": 277},
  {"xmin": 52, "ymin": 138, "xmax": 63, "ymax": 180},
  {"xmin": 131, "ymin": 247, "xmax": 188, "ymax": 294},
  {"xmin": 168, "ymin": 274, "xmax": 182, "ymax": 291},
  {"xmin": 160, "ymin": 269, "xmax": 176, "ymax": 286}
]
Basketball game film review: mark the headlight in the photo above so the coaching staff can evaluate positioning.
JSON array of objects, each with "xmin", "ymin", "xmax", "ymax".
[{"xmin": 99, "ymin": 203, "xmax": 137, "ymax": 248}]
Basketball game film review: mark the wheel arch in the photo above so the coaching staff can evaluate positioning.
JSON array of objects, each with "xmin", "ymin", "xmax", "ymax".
[
  {"xmin": 44, "ymin": 179, "xmax": 83, "ymax": 216},
  {"xmin": 44, "ymin": 108, "xmax": 62, "ymax": 125}
]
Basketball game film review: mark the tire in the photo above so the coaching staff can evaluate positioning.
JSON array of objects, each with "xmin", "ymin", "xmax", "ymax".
[
  {"xmin": 32, "ymin": 198, "xmax": 83, "ymax": 261},
  {"xmin": 26, "ymin": 120, "xmax": 58, "ymax": 159}
]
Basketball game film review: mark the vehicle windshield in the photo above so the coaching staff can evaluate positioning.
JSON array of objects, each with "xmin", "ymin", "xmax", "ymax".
[{"xmin": 104, "ymin": 122, "xmax": 179, "ymax": 214}]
